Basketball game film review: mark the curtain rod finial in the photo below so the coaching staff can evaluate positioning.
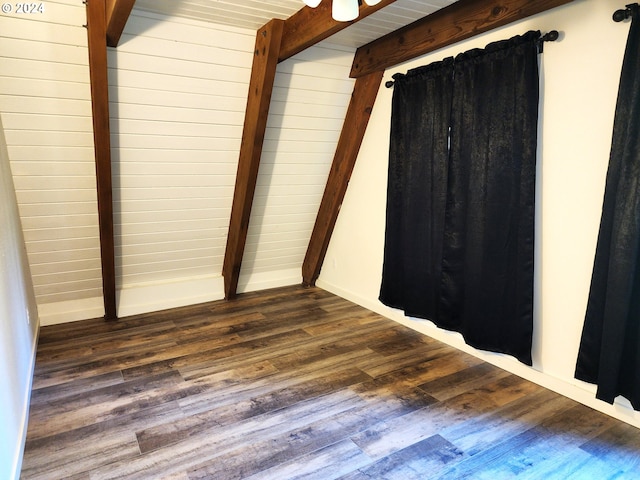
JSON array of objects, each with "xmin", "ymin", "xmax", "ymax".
[
  {"xmin": 538, "ymin": 30, "xmax": 559, "ymax": 53},
  {"xmin": 613, "ymin": 3, "xmax": 638, "ymax": 22}
]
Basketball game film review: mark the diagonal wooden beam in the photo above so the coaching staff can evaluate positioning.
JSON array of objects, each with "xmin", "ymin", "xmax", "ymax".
[
  {"xmin": 223, "ymin": 19, "xmax": 285, "ymax": 300},
  {"xmin": 279, "ymin": 0, "xmax": 397, "ymax": 62},
  {"xmin": 86, "ymin": 0, "xmax": 117, "ymax": 320},
  {"xmin": 350, "ymin": 0, "xmax": 574, "ymax": 78},
  {"xmin": 304, "ymin": 0, "xmax": 574, "ymax": 285},
  {"xmin": 302, "ymin": 69, "xmax": 384, "ymax": 287},
  {"xmin": 106, "ymin": 0, "xmax": 136, "ymax": 47},
  {"xmin": 222, "ymin": 2, "xmax": 398, "ymax": 301}
]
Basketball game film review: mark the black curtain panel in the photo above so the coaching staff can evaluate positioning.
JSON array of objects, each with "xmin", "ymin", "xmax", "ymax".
[
  {"xmin": 439, "ymin": 32, "xmax": 540, "ymax": 366},
  {"xmin": 575, "ymin": 5, "xmax": 640, "ymax": 409},
  {"xmin": 379, "ymin": 58, "xmax": 455, "ymax": 321},
  {"xmin": 380, "ymin": 32, "xmax": 541, "ymax": 366}
]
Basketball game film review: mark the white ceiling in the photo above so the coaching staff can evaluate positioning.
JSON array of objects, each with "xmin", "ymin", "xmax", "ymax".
[{"xmin": 132, "ymin": 0, "xmax": 458, "ymax": 49}]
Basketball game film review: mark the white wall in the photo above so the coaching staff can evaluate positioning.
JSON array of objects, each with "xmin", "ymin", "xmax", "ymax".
[
  {"xmin": 110, "ymin": 10, "xmax": 355, "ymax": 317},
  {"xmin": 0, "ymin": 0, "xmax": 104, "ymax": 324},
  {"xmin": 3, "ymin": 4, "xmax": 355, "ymax": 323},
  {"xmin": 0, "ymin": 115, "xmax": 40, "ymax": 479},
  {"xmin": 319, "ymin": 0, "xmax": 640, "ymax": 427}
]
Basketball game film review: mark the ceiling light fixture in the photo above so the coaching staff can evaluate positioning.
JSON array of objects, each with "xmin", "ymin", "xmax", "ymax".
[{"xmin": 302, "ymin": 0, "xmax": 382, "ymax": 22}]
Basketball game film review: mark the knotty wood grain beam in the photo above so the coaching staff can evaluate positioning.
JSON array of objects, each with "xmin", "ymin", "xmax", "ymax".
[
  {"xmin": 350, "ymin": 0, "xmax": 574, "ymax": 78},
  {"xmin": 302, "ymin": 70, "xmax": 384, "ymax": 287},
  {"xmin": 279, "ymin": 0, "xmax": 397, "ymax": 62},
  {"xmin": 223, "ymin": 19, "xmax": 284, "ymax": 300},
  {"xmin": 86, "ymin": 0, "xmax": 117, "ymax": 319},
  {"xmin": 106, "ymin": 0, "xmax": 136, "ymax": 47}
]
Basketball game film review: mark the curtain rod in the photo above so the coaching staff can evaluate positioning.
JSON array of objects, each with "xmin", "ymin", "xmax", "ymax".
[
  {"xmin": 613, "ymin": 3, "xmax": 638, "ymax": 22},
  {"xmin": 385, "ymin": 30, "xmax": 559, "ymax": 89},
  {"xmin": 537, "ymin": 30, "xmax": 559, "ymax": 53}
]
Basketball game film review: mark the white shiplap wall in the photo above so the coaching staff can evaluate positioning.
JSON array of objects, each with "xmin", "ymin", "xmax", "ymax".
[
  {"xmin": 111, "ymin": 10, "xmax": 355, "ymax": 316},
  {"xmin": 2, "ymin": 3, "xmax": 356, "ymax": 322},
  {"xmin": 132, "ymin": 0, "xmax": 459, "ymax": 49},
  {"xmin": 109, "ymin": 11, "xmax": 253, "ymax": 303},
  {"xmin": 244, "ymin": 46, "xmax": 355, "ymax": 281},
  {"xmin": 0, "ymin": 0, "xmax": 104, "ymax": 323},
  {"xmin": 133, "ymin": 0, "xmax": 305, "ymax": 32}
]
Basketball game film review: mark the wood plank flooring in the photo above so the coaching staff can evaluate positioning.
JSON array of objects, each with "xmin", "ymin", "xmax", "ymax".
[{"xmin": 21, "ymin": 285, "xmax": 640, "ymax": 479}]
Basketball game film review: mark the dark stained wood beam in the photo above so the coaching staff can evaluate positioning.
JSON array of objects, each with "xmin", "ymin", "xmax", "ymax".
[
  {"xmin": 350, "ymin": 0, "xmax": 574, "ymax": 78},
  {"xmin": 279, "ymin": 0, "xmax": 397, "ymax": 62},
  {"xmin": 106, "ymin": 0, "xmax": 136, "ymax": 47},
  {"xmin": 86, "ymin": 0, "xmax": 117, "ymax": 320},
  {"xmin": 223, "ymin": 19, "xmax": 285, "ymax": 300},
  {"xmin": 302, "ymin": 69, "xmax": 384, "ymax": 287},
  {"xmin": 223, "ymin": 2, "xmax": 399, "ymax": 301}
]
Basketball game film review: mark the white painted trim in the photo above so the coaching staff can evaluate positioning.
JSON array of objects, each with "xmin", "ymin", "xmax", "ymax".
[
  {"xmin": 38, "ymin": 297, "xmax": 105, "ymax": 326},
  {"xmin": 116, "ymin": 274, "xmax": 225, "ymax": 318},
  {"xmin": 115, "ymin": 267, "xmax": 303, "ymax": 316},
  {"xmin": 237, "ymin": 268, "xmax": 302, "ymax": 294},
  {"xmin": 39, "ymin": 268, "xmax": 304, "ymax": 323},
  {"xmin": 317, "ymin": 279, "xmax": 640, "ymax": 430}
]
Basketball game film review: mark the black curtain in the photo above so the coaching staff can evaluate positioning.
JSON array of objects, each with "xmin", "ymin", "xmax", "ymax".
[
  {"xmin": 380, "ymin": 32, "xmax": 541, "ymax": 366},
  {"xmin": 575, "ymin": 5, "xmax": 640, "ymax": 409},
  {"xmin": 380, "ymin": 58, "xmax": 454, "ymax": 321}
]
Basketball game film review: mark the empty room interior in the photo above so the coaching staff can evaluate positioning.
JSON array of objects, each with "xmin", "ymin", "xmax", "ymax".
[{"xmin": 3, "ymin": 0, "xmax": 640, "ymax": 478}]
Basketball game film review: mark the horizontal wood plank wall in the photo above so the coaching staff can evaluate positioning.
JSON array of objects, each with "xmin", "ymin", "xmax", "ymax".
[
  {"xmin": 241, "ymin": 42, "xmax": 356, "ymax": 289},
  {"xmin": 108, "ymin": 11, "xmax": 253, "ymax": 290},
  {"xmin": 110, "ymin": 10, "xmax": 355, "ymax": 315},
  {"xmin": 133, "ymin": 0, "xmax": 304, "ymax": 31},
  {"xmin": 0, "ymin": 0, "xmax": 104, "ymax": 322}
]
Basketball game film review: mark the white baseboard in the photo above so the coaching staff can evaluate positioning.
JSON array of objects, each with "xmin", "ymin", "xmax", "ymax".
[
  {"xmin": 117, "ymin": 274, "xmax": 226, "ymax": 318},
  {"xmin": 237, "ymin": 268, "xmax": 302, "ymax": 294},
  {"xmin": 117, "ymin": 269, "xmax": 302, "ymax": 317},
  {"xmin": 38, "ymin": 269, "xmax": 304, "ymax": 324},
  {"xmin": 316, "ymin": 279, "xmax": 640, "ymax": 430},
  {"xmin": 38, "ymin": 297, "xmax": 105, "ymax": 326}
]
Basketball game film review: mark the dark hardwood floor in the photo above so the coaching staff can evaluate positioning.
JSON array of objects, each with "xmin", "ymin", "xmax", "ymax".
[{"xmin": 21, "ymin": 285, "xmax": 640, "ymax": 479}]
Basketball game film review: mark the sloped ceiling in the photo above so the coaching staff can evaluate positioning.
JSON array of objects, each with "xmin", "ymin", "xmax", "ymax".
[{"xmin": 132, "ymin": 0, "xmax": 459, "ymax": 47}]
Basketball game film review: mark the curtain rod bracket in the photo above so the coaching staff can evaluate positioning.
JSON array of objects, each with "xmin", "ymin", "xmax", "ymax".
[
  {"xmin": 537, "ymin": 30, "xmax": 559, "ymax": 53},
  {"xmin": 613, "ymin": 3, "xmax": 638, "ymax": 22}
]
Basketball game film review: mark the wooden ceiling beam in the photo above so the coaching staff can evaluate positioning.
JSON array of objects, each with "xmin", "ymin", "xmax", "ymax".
[
  {"xmin": 279, "ymin": 0, "xmax": 397, "ymax": 62},
  {"xmin": 350, "ymin": 0, "xmax": 574, "ymax": 78},
  {"xmin": 86, "ymin": 0, "xmax": 117, "ymax": 320},
  {"xmin": 106, "ymin": 0, "xmax": 136, "ymax": 47},
  {"xmin": 223, "ymin": 19, "xmax": 285, "ymax": 300},
  {"xmin": 302, "ymin": 69, "xmax": 384, "ymax": 287},
  {"xmin": 304, "ymin": 0, "xmax": 573, "ymax": 284},
  {"xmin": 223, "ymin": 2, "xmax": 398, "ymax": 300}
]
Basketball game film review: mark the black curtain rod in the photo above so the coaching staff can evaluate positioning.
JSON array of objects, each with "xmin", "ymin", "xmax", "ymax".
[
  {"xmin": 537, "ymin": 30, "xmax": 559, "ymax": 53},
  {"xmin": 385, "ymin": 30, "xmax": 559, "ymax": 89},
  {"xmin": 613, "ymin": 3, "xmax": 638, "ymax": 22}
]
